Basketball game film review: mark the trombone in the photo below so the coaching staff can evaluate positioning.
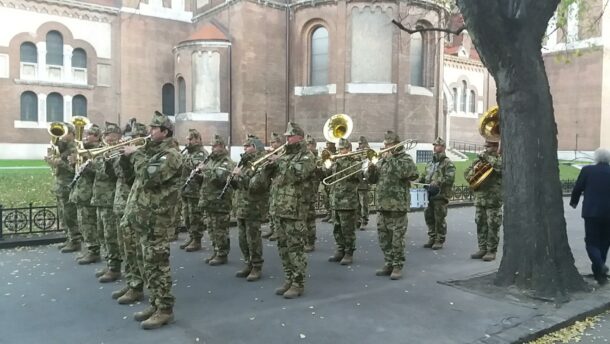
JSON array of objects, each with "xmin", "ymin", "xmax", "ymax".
[
  {"xmin": 76, "ymin": 135, "xmax": 150, "ymax": 160},
  {"xmin": 250, "ymin": 143, "xmax": 287, "ymax": 170}
]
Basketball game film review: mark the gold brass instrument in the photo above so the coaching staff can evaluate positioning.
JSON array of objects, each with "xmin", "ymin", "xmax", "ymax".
[
  {"xmin": 323, "ymin": 114, "xmax": 353, "ymax": 143},
  {"xmin": 71, "ymin": 116, "xmax": 90, "ymax": 144},
  {"xmin": 250, "ymin": 143, "xmax": 287, "ymax": 170},
  {"xmin": 77, "ymin": 135, "xmax": 150, "ymax": 160},
  {"xmin": 467, "ymin": 106, "xmax": 500, "ymax": 190},
  {"xmin": 47, "ymin": 122, "xmax": 67, "ymax": 157}
]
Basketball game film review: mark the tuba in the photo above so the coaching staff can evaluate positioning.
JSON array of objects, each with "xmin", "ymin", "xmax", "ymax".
[
  {"xmin": 467, "ymin": 106, "xmax": 500, "ymax": 190},
  {"xmin": 323, "ymin": 114, "xmax": 353, "ymax": 143}
]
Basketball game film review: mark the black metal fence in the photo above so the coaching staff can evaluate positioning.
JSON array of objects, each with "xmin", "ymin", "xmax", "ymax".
[{"xmin": 450, "ymin": 140, "xmax": 485, "ymax": 154}]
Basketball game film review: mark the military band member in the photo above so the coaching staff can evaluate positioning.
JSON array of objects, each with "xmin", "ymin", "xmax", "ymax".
[
  {"xmin": 420, "ymin": 137, "xmax": 456, "ymax": 250},
  {"xmin": 357, "ymin": 136, "xmax": 370, "ymax": 230},
  {"xmin": 321, "ymin": 141, "xmax": 337, "ymax": 222},
  {"xmin": 121, "ymin": 111, "xmax": 182, "ymax": 329},
  {"xmin": 465, "ymin": 141, "xmax": 502, "ymax": 261},
  {"xmin": 265, "ymin": 122, "xmax": 315, "ymax": 299},
  {"xmin": 45, "ymin": 123, "xmax": 81, "ymax": 253},
  {"xmin": 232, "ymin": 135, "xmax": 269, "ymax": 281},
  {"xmin": 198, "ymin": 134, "xmax": 236, "ymax": 266},
  {"xmin": 69, "ymin": 124, "xmax": 102, "ymax": 265},
  {"xmin": 327, "ymin": 138, "xmax": 360, "ymax": 265},
  {"xmin": 304, "ymin": 134, "xmax": 321, "ymax": 252},
  {"xmin": 261, "ymin": 132, "xmax": 283, "ymax": 241},
  {"xmin": 179, "ymin": 129, "xmax": 209, "ymax": 252}
]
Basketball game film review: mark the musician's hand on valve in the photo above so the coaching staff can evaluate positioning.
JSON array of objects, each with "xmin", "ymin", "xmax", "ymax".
[
  {"xmin": 267, "ymin": 154, "xmax": 281, "ymax": 163},
  {"xmin": 122, "ymin": 145, "xmax": 137, "ymax": 156}
]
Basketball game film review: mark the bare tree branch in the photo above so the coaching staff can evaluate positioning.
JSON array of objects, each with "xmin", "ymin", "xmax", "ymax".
[{"xmin": 391, "ymin": 19, "xmax": 466, "ymax": 36}]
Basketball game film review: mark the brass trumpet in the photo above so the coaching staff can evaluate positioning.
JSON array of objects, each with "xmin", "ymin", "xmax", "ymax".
[
  {"xmin": 250, "ymin": 143, "xmax": 287, "ymax": 170},
  {"xmin": 77, "ymin": 135, "xmax": 150, "ymax": 160}
]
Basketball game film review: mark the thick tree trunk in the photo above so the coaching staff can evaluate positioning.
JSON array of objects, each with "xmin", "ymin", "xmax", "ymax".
[{"xmin": 457, "ymin": 0, "xmax": 587, "ymax": 300}]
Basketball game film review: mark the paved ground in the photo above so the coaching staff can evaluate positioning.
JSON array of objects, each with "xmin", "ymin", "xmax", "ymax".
[{"xmin": 0, "ymin": 199, "xmax": 608, "ymax": 344}]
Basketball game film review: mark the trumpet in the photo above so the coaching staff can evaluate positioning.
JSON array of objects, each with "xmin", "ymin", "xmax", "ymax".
[
  {"xmin": 250, "ymin": 143, "xmax": 287, "ymax": 170},
  {"xmin": 77, "ymin": 135, "xmax": 150, "ymax": 160}
]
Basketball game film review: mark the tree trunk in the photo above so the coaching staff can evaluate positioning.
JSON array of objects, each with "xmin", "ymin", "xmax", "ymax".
[{"xmin": 456, "ymin": 0, "xmax": 588, "ymax": 301}]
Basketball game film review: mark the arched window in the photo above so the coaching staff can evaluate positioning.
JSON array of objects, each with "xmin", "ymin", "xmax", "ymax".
[
  {"xmin": 20, "ymin": 91, "xmax": 38, "ymax": 121},
  {"xmin": 310, "ymin": 26, "xmax": 329, "ymax": 86},
  {"xmin": 72, "ymin": 95, "xmax": 87, "ymax": 117},
  {"xmin": 461, "ymin": 81, "xmax": 467, "ymax": 112},
  {"xmin": 452, "ymin": 88, "xmax": 458, "ymax": 112},
  {"xmin": 177, "ymin": 77, "xmax": 186, "ymax": 114},
  {"xmin": 469, "ymin": 90, "xmax": 476, "ymax": 113},
  {"xmin": 409, "ymin": 32, "xmax": 424, "ymax": 86},
  {"xmin": 72, "ymin": 48, "xmax": 87, "ymax": 68},
  {"xmin": 47, "ymin": 92, "xmax": 64, "ymax": 122},
  {"xmin": 20, "ymin": 42, "xmax": 37, "ymax": 63},
  {"xmin": 46, "ymin": 31, "xmax": 64, "ymax": 66},
  {"xmin": 162, "ymin": 83, "xmax": 175, "ymax": 116}
]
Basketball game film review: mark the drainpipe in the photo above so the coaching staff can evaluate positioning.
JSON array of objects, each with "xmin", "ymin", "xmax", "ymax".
[
  {"xmin": 229, "ymin": 44, "xmax": 232, "ymax": 148},
  {"xmin": 285, "ymin": 0, "xmax": 291, "ymax": 126}
]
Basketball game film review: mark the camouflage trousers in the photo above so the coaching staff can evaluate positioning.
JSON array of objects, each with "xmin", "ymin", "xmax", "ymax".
[
  {"xmin": 118, "ymin": 212, "xmax": 144, "ymax": 291},
  {"xmin": 424, "ymin": 199, "xmax": 448, "ymax": 243},
  {"xmin": 97, "ymin": 207, "xmax": 121, "ymax": 271},
  {"xmin": 277, "ymin": 217, "xmax": 308, "ymax": 288},
  {"xmin": 306, "ymin": 201, "xmax": 317, "ymax": 246},
  {"xmin": 357, "ymin": 190, "xmax": 369, "ymax": 225},
  {"xmin": 237, "ymin": 218, "xmax": 263, "ymax": 268},
  {"xmin": 333, "ymin": 209, "xmax": 357, "ymax": 254},
  {"xmin": 475, "ymin": 205, "xmax": 502, "ymax": 253},
  {"xmin": 208, "ymin": 212, "xmax": 230, "ymax": 257},
  {"xmin": 123, "ymin": 210, "xmax": 175, "ymax": 310},
  {"xmin": 377, "ymin": 211, "xmax": 408, "ymax": 269},
  {"xmin": 322, "ymin": 185, "xmax": 332, "ymax": 216},
  {"xmin": 77, "ymin": 205, "xmax": 99, "ymax": 254},
  {"xmin": 169, "ymin": 199, "xmax": 182, "ymax": 237},
  {"xmin": 57, "ymin": 195, "xmax": 80, "ymax": 243},
  {"xmin": 183, "ymin": 197, "xmax": 206, "ymax": 241}
]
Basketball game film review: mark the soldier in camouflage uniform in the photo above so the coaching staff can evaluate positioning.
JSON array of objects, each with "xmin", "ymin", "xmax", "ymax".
[
  {"xmin": 464, "ymin": 141, "xmax": 502, "ymax": 262},
  {"xmin": 112, "ymin": 123, "xmax": 148, "ymax": 303},
  {"xmin": 232, "ymin": 135, "xmax": 270, "ymax": 281},
  {"xmin": 326, "ymin": 138, "xmax": 360, "ymax": 265},
  {"xmin": 179, "ymin": 129, "xmax": 209, "ymax": 252},
  {"xmin": 91, "ymin": 122, "xmax": 123, "ymax": 283},
  {"xmin": 261, "ymin": 132, "xmax": 283, "ymax": 241},
  {"xmin": 357, "ymin": 136, "xmax": 370, "ymax": 230},
  {"xmin": 198, "ymin": 134, "xmax": 236, "ymax": 266},
  {"xmin": 69, "ymin": 124, "xmax": 103, "ymax": 265},
  {"xmin": 121, "ymin": 111, "xmax": 182, "ymax": 329},
  {"xmin": 264, "ymin": 122, "xmax": 315, "ymax": 299},
  {"xmin": 304, "ymin": 134, "xmax": 321, "ymax": 252},
  {"xmin": 321, "ymin": 141, "xmax": 337, "ymax": 222},
  {"xmin": 366, "ymin": 131, "xmax": 419, "ymax": 280},
  {"xmin": 45, "ymin": 123, "xmax": 81, "ymax": 252},
  {"xmin": 420, "ymin": 137, "xmax": 456, "ymax": 250}
]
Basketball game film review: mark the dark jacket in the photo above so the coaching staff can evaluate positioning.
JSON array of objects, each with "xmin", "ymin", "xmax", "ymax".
[{"xmin": 570, "ymin": 163, "xmax": 610, "ymax": 219}]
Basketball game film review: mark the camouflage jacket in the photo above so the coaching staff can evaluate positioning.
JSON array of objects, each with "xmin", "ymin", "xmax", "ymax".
[
  {"xmin": 53, "ymin": 140, "xmax": 77, "ymax": 198},
  {"xmin": 69, "ymin": 142, "xmax": 101, "ymax": 206},
  {"xmin": 232, "ymin": 151, "xmax": 270, "ymax": 220},
  {"xmin": 420, "ymin": 152, "xmax": 456, "ymax": 201},
  {"xmin": 328, "ymin": 156, "xmax": 360, "ymax": 210},
  {"xmin": 197, "ymin": 150, "xmax": 235, "ymax": 213},
  {"xmin": 366, "ymin": 149, "xmax": 419, "ymax": 212},
  {"xmin": 123, "ymin": 138, "xmax": 182, "ymax": 220},
  {"xmin": 464, "ymin": 152, "xmax": 503, "ymax": 207},
  {"xmin": 304, "ymin": 150, "xmax": 322, "ymax": 204},
  {"xmin": 90, "ymin": 155, "xmax": 117, "ymax": 207},
  {"xmin": 111, "ymin": 154, "xmax": 132, "ymax": 215},
  {"xmin": 181, "ymin": 144, "xmax": 209, "ymax": 198},
  {"xmin": 357, "ymin": 152, "xmax": 370, "ymax": 191},
  {"xmin": 267, "ymin": 141, "xmax": 315, "ymax": 220}
]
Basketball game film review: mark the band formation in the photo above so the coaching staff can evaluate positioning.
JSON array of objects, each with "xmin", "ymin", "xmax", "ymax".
[{"xmin": 43, "ymin": 110, "xmax": 502, "ymax": 330}]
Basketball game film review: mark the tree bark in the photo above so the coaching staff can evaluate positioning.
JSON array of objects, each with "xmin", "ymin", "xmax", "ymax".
[{"xmin": 456, "ymin": 0, "xmax": 588, "ymax": 301}]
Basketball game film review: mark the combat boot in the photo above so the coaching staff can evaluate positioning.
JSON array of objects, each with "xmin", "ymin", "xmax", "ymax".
[
  {"xmin": 209, "ymin": 255, "xmax": 228, "ymax": 266},
  {"xmin": 141, "ymin": 308, "xmax": 174, "ymax": 330},
  {"xmin": 235, "ymin": 265, "xmax": 252, "ymax": 278},
  {"xmin": 119, "ymin": 288, "xmax": 144, "ymax": 305},
  {"xmin": 204, "ymin": 253, "xmax": 217, "ymax": 264},
  {"xmin": 275, "ymin": 281, "xmax": 291, "ymax": 295},
  {"xmin": 328, "ymin": 251, "xmax": 344, "ymax": 262},
  {"xmin": 95, "ymin": 267, "xmax": 108, "ymax": 278},
  {"xmin": 268, "ymin": 233, "xmax": 278, "ymax": 241},
  {"xmin": 98, "ymin": 270, "xmax": 121, "ymax": 283},
  {"xmin": 246, "ymin": 267, "xmax": 262, "ymax": 282},
  {"xmin": 375, "ymin": 265, "xmax": 392, "ymax": 276},
  {"xmin": 60, "ymin": 241, "xmax": 81, "ymax": 253},
  {"xmin": 111, "ymin": 285, "xmax": 130, "ymax": 300},
  {"xmin": 283, "ymin": 286, "xmax": 304, "ymax": 299},
  {"xmin": 390, "ymin": 267, "xmax": 402, "ymax": 280},
  {"xmin": 423, "ymin": 239, "xmax": 435, "ymax": 248},
  {"xmin": 185, "ymin": 240, "xmax": 201, "ymax": 252},
  {"xmin": 77, "ymin": 252, "xmax": 100, "ymax": 265},
  {"xmin": 304, "ymin": 244, "xmax": 315, "ymax": 253},
  {"xmin": 179, "ymin": 237, "xmax": 192, "ymax": 250},
  {"xmin": 339, "ymin": 254, "xmax": 353, "ymax": 265},
  {"xmin": 431, "ymin": 242, "xmax": 444, "ymax": 250},
  {"xmin": 482, "ymin": 252, "xmax": 496, "ymax": 261},
  {"xmin": 470, "ymin": 250, "xmax": 487, "ymax": 259},
  {"xmin": 134, "ymin": 305, "xmax": 156, "ymax": 321}
]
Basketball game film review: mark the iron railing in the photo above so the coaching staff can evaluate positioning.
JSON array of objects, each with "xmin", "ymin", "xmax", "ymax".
[{"xmin": 450, "ymin": 140, "xmax": 485, "ymax": 154}]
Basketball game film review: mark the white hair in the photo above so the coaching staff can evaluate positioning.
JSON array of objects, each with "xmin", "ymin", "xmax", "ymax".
[{"xmin": 594, "ymin": 148, "xmax": 610, "ymax": 164}]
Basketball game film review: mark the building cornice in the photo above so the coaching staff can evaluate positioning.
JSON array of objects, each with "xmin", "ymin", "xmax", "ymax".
[
  {"xmin": 444, "ymin": 54, "xmax": 484, "ymax": 68},
  {"xmin": 0, "ymin": 0, "xmax": 118, "ymax": 23},
  {"xmin": 31, "ymin": 0, "xmax": 118, "ymax": 14}
]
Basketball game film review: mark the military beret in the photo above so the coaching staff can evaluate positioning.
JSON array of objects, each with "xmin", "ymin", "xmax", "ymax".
[
  {"xmin": 384, "ymin": 131, "xmax": 401, "ymax": 144},
  {"xmin": 243, "ymin": 134, "xmax": 265, "ymax": 152},
  {"xmin": 305, "ymin": 134, "xmax": 316, "ymax": 145},
  {"xmin": 358, "ymin": 136, "xmax": 369, "ymax": 145},
  {"xmin": 211, "ymin": 134, "xmax": 226, "ymax": 146},
  {"xmin": 64, "ymin": 122, "xmax": 76, "ymax": 134},
  {"xmin": 243, "ymin": 134, "xmax": 259, "ymax": 146},
  {"xmin": 150, "ymin": 111, "xmax": 174, "ymax": 132},
  {"xmin": 432, "ymin": 137, "xmax": 446, "ymax": 146},
  {"xmin": 86, "ymin": 124, "xmax": 102, "ymax": 137},
  {"xmin": 270, "ymin": 132, "xmax": 282, "ymax": 143},
  {"xmin": 130, "ymin": 123, "xmax": 148, "ymax": 137},
  {"xmin": 283, "ymin": 122, "xmax": 305, "ymax": 137},
  {"xmin": 188, "ymin": 129, "xmax": 201, "ymax": 140},
  {"xmin": 337, "ymin": 138, "xmax": 351, "ymax": 150},
  {"xmin": 104, "ymin": 121, "xmax": 122, "ymax": 135}
]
